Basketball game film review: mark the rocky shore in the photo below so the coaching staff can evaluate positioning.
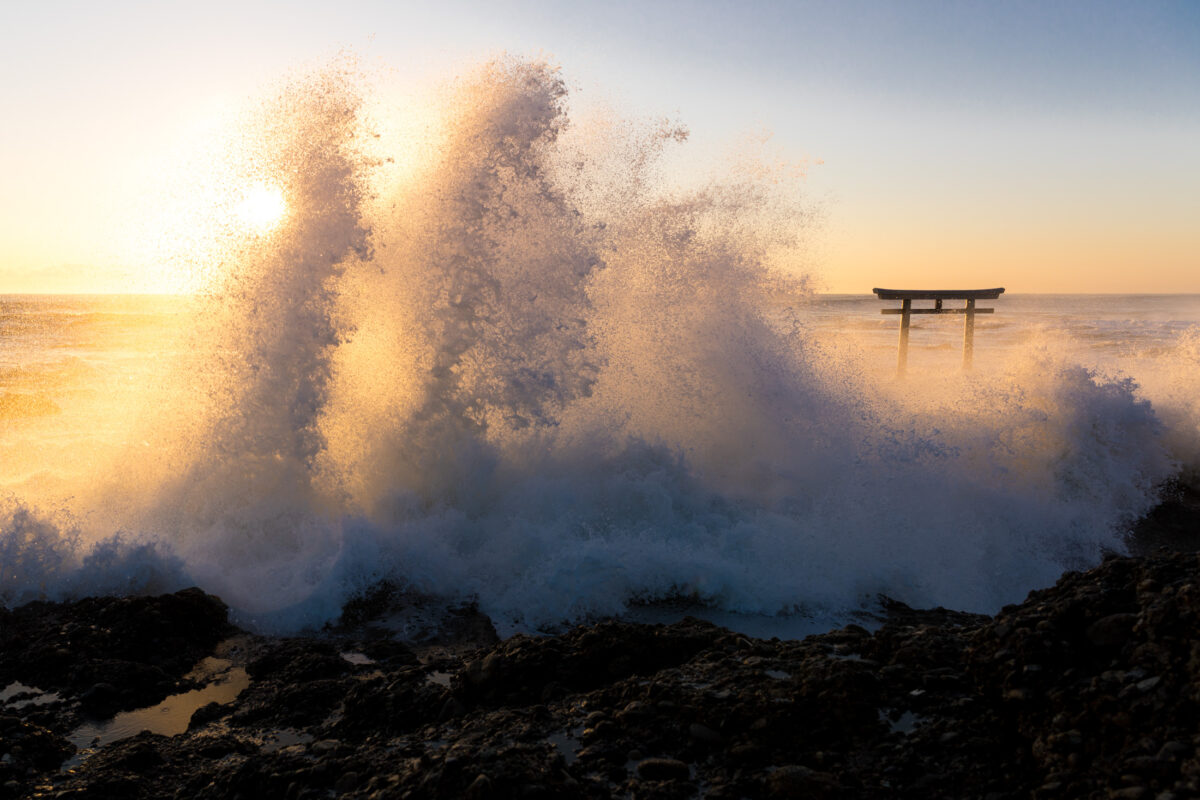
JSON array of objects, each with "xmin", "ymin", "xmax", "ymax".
[{"xmin": 3, "ymin": 517, "xmax": 1200, "ymax": 799}]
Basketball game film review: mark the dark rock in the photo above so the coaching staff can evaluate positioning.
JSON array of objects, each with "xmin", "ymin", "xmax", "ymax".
[
  {"xmin": 453, "ymin": 618, "xmax": 721, "ymax": 707},
  {"xmin": 1088, "ymin": 613, "xmax": 1138, "ymax": 648},
  {"xmin": 79, "ymin": 682, "xmax": 122, "ymax": 718},
  {"xmin": 10, "ymin": 543, "xmax": 1200, "ymax": 800},
  {"xmin": 767, "ymin": 765, "xmax": 841, "ymax": 798},
  {"xmin": 333, "ymin": 770, "xmax": 359, "ymax": 793},
  {"xmin": 688, "ymin": 722, "xmax": 722, "ymax": 744},
  {"xmin": 188, "ymin": 701, "xmax": 230, "ymax": 730},
  {"xmin": 97, "ymin": 734, "xmax": 166, "ymax": 772},
  {"xmin": 0, "ymin": 587, "xmax": 231, "ymax": 720},
  {"xmin": 636, "ymin": 757, "xmax": 690, "ymax": 781},
  {"xmin": 0, "ymin": 714, "xmax": 73, "ymax": 773},
  {"xmin": 465, "ymin": 773, "xmax": 492, "ymax": 798},
  {"xmin": 247, "ymin": 639, "xmax": 349, "ymax": 683}
]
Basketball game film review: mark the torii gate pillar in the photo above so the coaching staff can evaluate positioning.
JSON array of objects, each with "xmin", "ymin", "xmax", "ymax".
[{"xmin": 873, "ymin": 288, "xmax": 1005, "ymax": 375}]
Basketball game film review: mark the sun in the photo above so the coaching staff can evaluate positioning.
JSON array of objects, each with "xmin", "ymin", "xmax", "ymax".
[{"xmin": 235, "ymin": 182, "xmax": 288, "ymax": 233}]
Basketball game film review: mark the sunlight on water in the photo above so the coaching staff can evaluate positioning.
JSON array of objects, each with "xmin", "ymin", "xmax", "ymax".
[
  {"xmin": 65, "ymin": 658, "xmax": 249, "ymax": 768},
  {"xmin": 1, "ymin": 55, "xmax": 1197, "ymax": 636}
]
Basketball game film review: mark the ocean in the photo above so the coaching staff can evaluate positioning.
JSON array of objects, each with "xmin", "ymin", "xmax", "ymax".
[
  {"xmin": 4, "ymin": 290, "xmax": 1196, "ymax": 636},
  {"xmin": 2, "ymin": 60, "xmax": 1198, "ymax": 637}
]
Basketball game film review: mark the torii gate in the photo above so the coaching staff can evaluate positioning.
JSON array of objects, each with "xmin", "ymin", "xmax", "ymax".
[{"xmin": 873, "ymin": 288, "xmax": 1005, "ymax": 375}]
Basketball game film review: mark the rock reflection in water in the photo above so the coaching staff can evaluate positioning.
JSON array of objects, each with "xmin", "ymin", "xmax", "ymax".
[{"xmin": 65, "ymin": 658, "xmax": 249, "ymax": 767}]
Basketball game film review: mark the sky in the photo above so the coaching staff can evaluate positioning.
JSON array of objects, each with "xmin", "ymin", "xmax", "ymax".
[{"xmin": 1, "ymin": 0, "xmax": 1197, "ymax": 294}]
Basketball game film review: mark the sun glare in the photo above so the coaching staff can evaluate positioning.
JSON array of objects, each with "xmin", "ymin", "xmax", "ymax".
[{"xmin": 235, "ymin": 182, "xmax": 288, "ymax": 233}]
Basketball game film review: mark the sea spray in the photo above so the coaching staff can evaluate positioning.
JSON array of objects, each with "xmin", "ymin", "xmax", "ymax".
[
  {"xmin": 0, "ymin": 56, "xmax": 1182, "ymax": 633},
  {"xmin": 142, "ymin": 63, "xmax": 375, "ymax": 616},
  {"xmin": 1137, "ymin": 326, "xmax": 1200, "ymax": 478}
]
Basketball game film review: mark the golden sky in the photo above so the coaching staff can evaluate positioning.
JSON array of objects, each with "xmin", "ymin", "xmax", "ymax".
[{"xmin": 1, "ymin": 0, "xmax": 1197, "ymax": 294}]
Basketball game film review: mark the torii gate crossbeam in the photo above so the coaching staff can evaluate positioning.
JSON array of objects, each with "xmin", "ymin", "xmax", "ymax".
[{"xmin": 873, "ymin": 288, "xmax": 1005, "ymax": 375}]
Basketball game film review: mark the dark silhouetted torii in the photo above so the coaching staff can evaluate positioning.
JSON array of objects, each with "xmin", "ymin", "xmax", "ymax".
[{"xmin": 873, "ymin": 288, "xmax": 1005, "ymax": 375}]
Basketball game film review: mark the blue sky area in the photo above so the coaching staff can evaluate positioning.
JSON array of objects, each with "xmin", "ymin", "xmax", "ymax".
[{"xmin": 2, "ymin": 0, "xmax": 1197, "ymax": 291}]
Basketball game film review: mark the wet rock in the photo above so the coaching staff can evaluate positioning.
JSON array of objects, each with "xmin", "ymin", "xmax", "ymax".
[
  {"xmin": 465, "ymin": 772, "xmax": 492, "ymax": 798},
  {"xmin": 79, "ymin": 682, "xmax": 122, "ymax": 718},
  {"xmin": 0, "ymin": 714, "xmax": 73, "ymax": 773},
  {"xmin": 1157, "ymin": 741, "xmax": 1190, "ymax": 761},
  {"xmin": 93, "ymin": 733, "xmax": 166, "ymax": 772},
  {"xmin": 767, "ymin": 764, "xmax": 841, "ymax": 798},
  {"xmin": 188, "ymin": 700, "xmax": 231, "ymax": 730},
  {"xmin": 333, "ymin": 769, "xmax": 360, "ymax": 793},
  {"xmin": 247, "ymin": 639, "xmax": 350, "ymax": 683},
  {"xmin": 0, "ymin": 588, "xmax": 231, "ymax": 720},
  {"xmin": 10, "ymin": 547, "xmax": 1200, "ymax": 799},
  {"xmin": 636, "ymin": 757, "xmax": 690, "ymax": 780},
  {"xmin": 453, "ymin": 618, "xmax": 721, "ymax": 707},
  {"xmin": 1088, "ymin": 613, "xmax": 1138, "ymax": 648}
]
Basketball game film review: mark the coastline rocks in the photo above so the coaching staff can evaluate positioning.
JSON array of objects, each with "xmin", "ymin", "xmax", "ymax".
[
  {"xmin": 5, "ymin": 551, "xmax": 1200, "ymax": 797},
  {"xmin": 966, "ymin": 552, "xmax": 1200, "ymax": 798},
  {"xmin": 0, "ymin": 587, "xmax": 232, "ymax": 719},
  {"xmin": 454, "ymin": 619, "xmax": 718, "ymax": 708},
  {"xmin": 0, "ymin": 714, "xmax": 73, "ymax": 783},
  {"xmin": 635, "ymin": 757, "xmax": 690, "ymax": 780}
]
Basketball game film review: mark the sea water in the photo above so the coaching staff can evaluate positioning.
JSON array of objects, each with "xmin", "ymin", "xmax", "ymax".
[{"xmin": 2, "ymin": 58, "xmax": 1197, "ymax": 636}]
